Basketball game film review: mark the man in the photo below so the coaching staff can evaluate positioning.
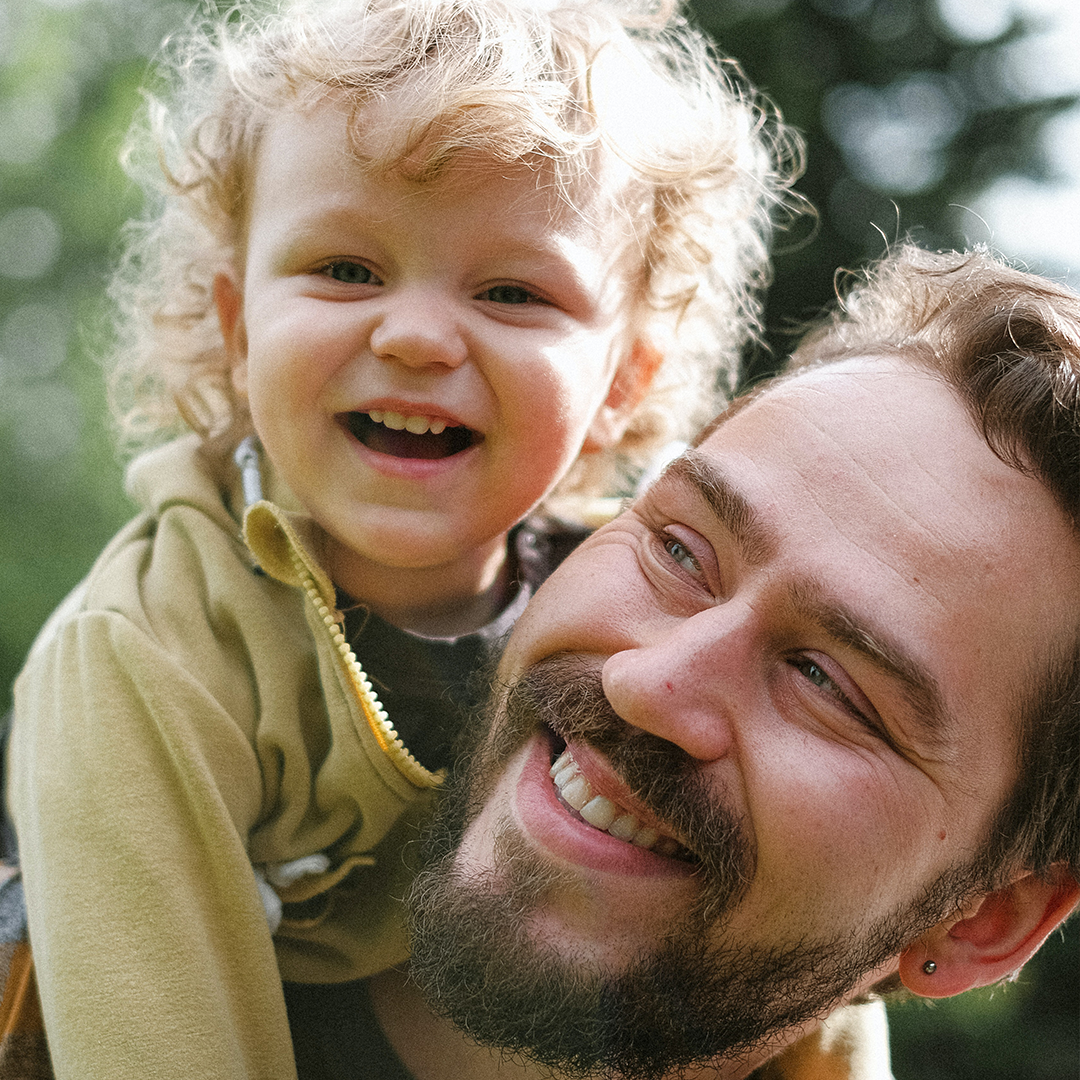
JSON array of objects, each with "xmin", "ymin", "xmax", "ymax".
[
  {"xmin": 284, "ymin": 246, "xmax": 1079, "ymax": 1079},
  {"xmin": 369, "ymin": 246, "xmax": 1078, "ymax": 1080}
]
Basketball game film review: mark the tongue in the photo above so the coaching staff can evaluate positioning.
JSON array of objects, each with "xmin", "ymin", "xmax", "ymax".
[{"xmin": 345, "ymin": 413, "xmax": 476, "ymax": 460}]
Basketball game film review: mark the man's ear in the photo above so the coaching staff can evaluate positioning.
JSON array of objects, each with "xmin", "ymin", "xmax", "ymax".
[
  {"xmin": 214, "ymin": 271, "xmax": 249, "ymax": 400},
  {"xmin": 898, "ymin": 864, "xmax": 1079, "ymax": 999},
  {"xmin": 583, "ymin": 339, "xmax": 663, "ymax": 453}
]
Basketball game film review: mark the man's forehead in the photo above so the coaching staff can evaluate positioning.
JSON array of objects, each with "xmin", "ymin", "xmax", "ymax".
[
  {"xmin": 693, "ymin": 356, "xmax": 1071, "ymax": 574},
  {"xmin": 736, "ymin": 354, "xmax": 938, "ymax": 418},
  {"xmin": 705, "ymin": 357, "xmax": 983, "ymax": 484}
]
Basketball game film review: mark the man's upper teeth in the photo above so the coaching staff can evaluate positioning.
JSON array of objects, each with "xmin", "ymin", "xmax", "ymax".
[
  {"xmin": 549, "ymin": 748, "xmax": 676, "ymax": 855},
  {"xmin": 367, "ymin": 409, "xmax": 447, "ymax": 435}
]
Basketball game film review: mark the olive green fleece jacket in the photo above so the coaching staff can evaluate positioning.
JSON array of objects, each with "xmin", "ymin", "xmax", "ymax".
[
  {"xmin": 9, "ymin": 434, "xmax": 442, "ymax": 1079},
  {"xmin": 7, "ymin": 434, "xmax": 894, "ymax": 1080}
]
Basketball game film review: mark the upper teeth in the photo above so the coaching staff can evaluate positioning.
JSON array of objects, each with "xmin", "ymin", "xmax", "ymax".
[
  {"xmin": 549, "ymin": 748, "xmax": 682, "ymax": 857},
  {"xmin": 367, "ymin": 409, "xmax": 447, "ymax": 435}
]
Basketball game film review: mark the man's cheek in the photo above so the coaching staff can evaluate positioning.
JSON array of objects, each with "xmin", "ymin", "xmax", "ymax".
[
  {"xmin": 506, "ymin": 547, "xmax": 644, "ymax": 664},
  {"xmin": 454, "ymin": 778, "xmax": 516, "ymax": 880}
]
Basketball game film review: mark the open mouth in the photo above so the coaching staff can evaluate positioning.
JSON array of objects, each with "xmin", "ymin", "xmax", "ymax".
[
  {"xmin": 342, "ymin": 410, "xmax": 481, "ymax": 460},
  {"xmin": 548, "ymin": 739, "xmax": 696, "ymax": 863}
]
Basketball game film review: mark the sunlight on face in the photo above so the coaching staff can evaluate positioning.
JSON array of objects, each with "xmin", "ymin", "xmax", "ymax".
[{"xmin": 409, "ymin": 357, "xmax": 1080, "ymax": 1077}]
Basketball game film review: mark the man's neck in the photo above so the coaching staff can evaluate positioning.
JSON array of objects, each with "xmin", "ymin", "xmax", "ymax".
[{"xmin": 367, "ymin": 968, "xmax": 776, "ymax": 1080}]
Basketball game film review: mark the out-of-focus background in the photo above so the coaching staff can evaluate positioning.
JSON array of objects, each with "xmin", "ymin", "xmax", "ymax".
[{"xmin": 0, "ymin": 0, "xmax": 1076, "ymax": 1076}]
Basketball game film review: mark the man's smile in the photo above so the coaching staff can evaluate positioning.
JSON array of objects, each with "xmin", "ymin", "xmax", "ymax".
[
  {"xmin": 481, "ymin": 656, "xmax": 748, "ymax": 881},
  {"xmin": 548, "ymin": 743, "xmax": 695, "ymax": 861},
  {"xmin": 495, "ymin": 729, "xmax": 699, "ymax": 880}
]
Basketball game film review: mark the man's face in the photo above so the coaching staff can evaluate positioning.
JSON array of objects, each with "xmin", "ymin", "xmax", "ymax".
[{"xmin": 408, "ymin": 359, "xmax": 1080, "ymax": 1078}]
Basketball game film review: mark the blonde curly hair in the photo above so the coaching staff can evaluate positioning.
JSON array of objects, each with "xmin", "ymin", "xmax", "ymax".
[{"xmin": 108, "ymin": 0, "xmax": 802, "ymax": 498}]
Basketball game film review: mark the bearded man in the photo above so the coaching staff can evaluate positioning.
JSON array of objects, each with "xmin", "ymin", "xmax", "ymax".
[{"xmin": 294, "ymin": 246, "xmax": 1080, "ymax": 1080}]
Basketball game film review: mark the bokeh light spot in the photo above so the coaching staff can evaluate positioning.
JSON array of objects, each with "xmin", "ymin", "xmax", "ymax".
[{"xmin": 0, "ymin": 207, "xmax": 62, "ymax": 280}]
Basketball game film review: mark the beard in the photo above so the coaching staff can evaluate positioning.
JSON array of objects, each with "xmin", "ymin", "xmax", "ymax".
[{"xmin": 407, "ymin": 655, "xmax": 980, "ymax": 1080}]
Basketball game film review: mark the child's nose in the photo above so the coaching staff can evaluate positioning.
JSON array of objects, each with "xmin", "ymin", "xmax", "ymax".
[{"xmin": 368, "ymin": 292, "xmax": 468, "ymax": 369}]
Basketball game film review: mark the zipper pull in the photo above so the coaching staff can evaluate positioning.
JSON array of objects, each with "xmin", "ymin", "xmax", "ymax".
[{"xmin": 234, "ymin": 435, "xmax": 264, "ymax": 507}]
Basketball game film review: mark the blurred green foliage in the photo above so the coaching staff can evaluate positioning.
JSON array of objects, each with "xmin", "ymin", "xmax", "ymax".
[
  {"xmin": 0, "ymin": 0, "xmax": 1075, "ymax": 1076},
  {"xmin": 692, "ymin": 0, "xmax": 1080, "ymax": 379}
]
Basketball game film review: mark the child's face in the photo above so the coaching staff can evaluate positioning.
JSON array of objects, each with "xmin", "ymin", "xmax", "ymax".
[{"xmin": 219, "ymin": 102, "xmax": 642, "ymax": 605}]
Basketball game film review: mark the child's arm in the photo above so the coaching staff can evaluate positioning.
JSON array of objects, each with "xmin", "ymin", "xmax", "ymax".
[{"xmin": 10, "ymin": 610, "xmax": 298, "ymax": 1080}]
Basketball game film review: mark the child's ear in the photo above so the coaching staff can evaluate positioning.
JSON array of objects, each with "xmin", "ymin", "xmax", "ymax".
[
  {"xmin": 897, "ymin": 864, "xmax": 1079, "ymax": 999},
  {"xmin": 583, "ymin": 339, "xmax": 663, "ymax": 453},
  {"xmin": 214, "ymin": 272, "xmax": 249, "ymax": 400}
]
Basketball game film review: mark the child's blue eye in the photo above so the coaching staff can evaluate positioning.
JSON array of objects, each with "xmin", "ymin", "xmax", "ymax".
[
  {"xmin": 481, "ymin": 285, "xmax": 537, "ymax": 305},
  {"xmin": 323, "ymin": 261, "xmax": 379, "ymax": 285}
]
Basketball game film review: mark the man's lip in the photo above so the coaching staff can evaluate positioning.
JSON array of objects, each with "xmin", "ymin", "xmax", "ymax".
[{"xmin": 511, "ymin": 732, "xmax": 697, "ymax": 878}]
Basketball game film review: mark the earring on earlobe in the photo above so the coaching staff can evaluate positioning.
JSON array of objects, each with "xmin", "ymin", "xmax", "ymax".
[{"xmin": 922, "ymin": 960, "xmax": 937, "ymax": 975}]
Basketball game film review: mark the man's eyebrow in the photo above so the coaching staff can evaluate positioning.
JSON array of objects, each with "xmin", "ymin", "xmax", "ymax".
[
  {"xmin": 788, "ymin": 581, "xmax": 955, "ymax": 753},
  {"xmin": 670, "ymin": 450, "xmax": 777, "ymax": 566}
]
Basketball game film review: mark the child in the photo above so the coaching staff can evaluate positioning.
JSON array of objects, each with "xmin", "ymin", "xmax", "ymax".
[{"xmin": 4, "ymin": 0, "xmax": 831, "ymax": 1076}]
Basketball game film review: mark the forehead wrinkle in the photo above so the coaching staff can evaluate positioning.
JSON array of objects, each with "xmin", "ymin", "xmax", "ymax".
[
  {"xmin": 786, "ymin": 578, "xmax": 955, "ymax": 756},
  {"xmin": 674, "ymin": 450, "xmax": 777, "ymax": 567}
]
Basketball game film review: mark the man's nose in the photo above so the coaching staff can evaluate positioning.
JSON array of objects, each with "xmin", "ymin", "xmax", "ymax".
[
  {"xmin": 368, "ymin": 289, "xmax": 468, "ymax": 369},
  {"xmin": 600, "ymin": 606, "xmax": 758, "ymax": 762}
]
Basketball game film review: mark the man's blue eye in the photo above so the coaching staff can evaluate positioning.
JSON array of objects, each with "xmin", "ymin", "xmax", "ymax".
[
  {"xmin": 796, "ymin": 659, "xmax": 836, "ymax": 693},
  {"xmin": 664, "ymin": 537, "xmax": 700, "ymax": 575},
  {"xmin": 791, "ymin": 656, "xmax": 889, "ymax": 740},
  {"xmin": 482, "ymin": 285, "xmax": 535, "ymax": 305},
  {"xmin": 791, "ymin": 657, "xmax": 866, "ymax": 717},
  {"xmin": 324, "ymin": 262, "xmax": 377, "ymax": 285}
]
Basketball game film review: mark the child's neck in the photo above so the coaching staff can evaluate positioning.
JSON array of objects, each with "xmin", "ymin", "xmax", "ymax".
[{"xmin": 323, "ymin": 534, "xmax": 514, "ymax": 638}]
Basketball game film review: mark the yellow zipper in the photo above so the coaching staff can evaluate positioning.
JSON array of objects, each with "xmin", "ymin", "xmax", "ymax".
[{"xmin": 290, "ymin": 549, "xmax": 444, "ymax": 791}]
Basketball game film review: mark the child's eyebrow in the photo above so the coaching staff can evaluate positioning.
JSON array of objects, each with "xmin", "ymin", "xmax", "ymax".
[{"xmin": 265, "ymin": 210, "xmax": 591, "ymax": 262}]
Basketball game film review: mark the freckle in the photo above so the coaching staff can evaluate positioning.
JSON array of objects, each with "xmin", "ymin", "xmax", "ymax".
[{"xmin": 938, "ymin": 830, "xmax": 947, "ymax": 841}]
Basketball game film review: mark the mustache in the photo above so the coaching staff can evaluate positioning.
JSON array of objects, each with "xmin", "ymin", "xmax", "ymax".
[{"xmin": 500, "ymin": 654, "xmax": 755, "ymax": 918}]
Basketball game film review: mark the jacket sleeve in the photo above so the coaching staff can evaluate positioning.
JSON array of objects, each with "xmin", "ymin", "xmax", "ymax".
[{"xmin": 9, "ymin": 609, "xmax": 299, "ymax": 1080}]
